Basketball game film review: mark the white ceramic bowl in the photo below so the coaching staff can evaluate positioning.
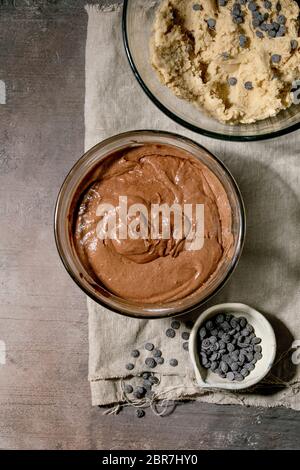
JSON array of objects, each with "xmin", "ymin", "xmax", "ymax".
[{"xmin": 189, "ymin": 303, "xmax": 276, "ymax": 391}]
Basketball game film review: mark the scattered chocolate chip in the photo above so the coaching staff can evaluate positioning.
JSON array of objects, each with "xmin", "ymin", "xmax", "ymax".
[
  {"xmin": 145, "ymin": 358, "xmax": 157, "ymax": 369},
  {"xmin": 145, "ymin": 343, "xmax": 154, "ymax": 351},
  {"xmin": 181, "ymin": 331, "xmax": 190, "ymax": 341},
  {"xmin": 171, "ymin": 320, "xmax": 180, "ymax": 330},
  {"xmin": 156, "ymin": 357, "xmax": 165, "ymax": 365},
  {"xmin": 136, "ymin": 409, "xmax": 145, "ymax": 418},
  {"xmin": 124, "ymin": 384, "xmax": 133, "ymax": 394},
  {"xmin": 183, "ymin": 342, "xmax": 189, "ymax": 351},
  {"xmin": 143, "ymin": 380, "xmax": 152, "ymax": 391},
  {"xmin": 136, "ymin": 386, "xmax": 146, "ymax": 396},
  {"xmin": 149, "ymin": 375, "xmax": 159, "ymax": 385},
  {"xmin": 131, "ymin": 349, "xmax": 140, "ymax": 358},
  {"xmin": 166, "ymin": 328, "xmax": 176, "ymax": 338},
  {"xmin": 169, "ymin": 359, "xmax": 178, "ymax": 367},
  {"xmin": 153, "ymin": 349, "xmax": 162, "ymax": 358},
  {"xmin": 126, "ymin": 363, "xmax": 134, "ymax": 371}
]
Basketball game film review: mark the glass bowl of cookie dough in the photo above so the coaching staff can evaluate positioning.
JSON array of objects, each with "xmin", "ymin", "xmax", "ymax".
[
  {"xmin": 123, "ymin": 0, "xmax": 300, "ymax": 141},
  {"xmin": 54, "ymin": 130, "xmax": 245, "ymax": 319}
]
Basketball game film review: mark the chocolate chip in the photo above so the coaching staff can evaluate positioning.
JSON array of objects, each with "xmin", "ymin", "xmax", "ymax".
[
  {"xmin": 142, "ymin": 372, "xmax": 151, "ymax": 379},
  {"xmin": 207, "ymin": 18, "xmax": 216, "ymax": 30},
  {"xmin": 240, "ymin": 368, "xmax": 249, "ymax": 377},
  {"xmin": 226, "ymin": 372, "xmax": 235, "ymax": 381},
  {"xmin": 206, "ymin": 320, "xmax": 214, "ymax": 330},
  {"xmin": 143, "ymin": 380, "xmax": 152, "ymax": 391},
  {"xmin": 228, "ymin": 77, "xmax": 237, "ymax": 86},
  {"xmin": 145, "ymin": 343, "xmax": 154, "ymax": 351},
  {"xmin": 244, "ymin": 81, "xmax": 253, "ymax": 90},
  {"xmin": 171, "ymin": 320, "xmax": 180, "ymax": 330},
  {"xmin": 252, "ymin": 337, "xmax": 262, "ymax": 345},
  {"xmin": 149, "ymin": 375, "xmax": 159, "ymax": 385},
  {"xmin": 235, "ymin": 373, "xmax": 244, "ymax": 382},
  {"xmin": 216, "ymin": 314, "xmax": 225, "ymax": 324},
  {"xmin": 153, "ymin": 349, "xmax": 162, "ymax": 358},
  {"xmin": 199, "ymin": 327, "xmax": 207, "ymax": 339},
  {"xmin": 254, "ymin": 352, "xmax": 263, "ymax": 360},
  {"xmin": 169, "ymin": 359, "xmax": 178, "ymax": 367},
  {"xmin": 183, "ymin": 342, "xmax": 189, "ymax": 351},
  {"xmin": 271, "ymin": 54, "xmax": 281, "ymax": 63},
  {"xmin": 182, "ymin": 331, "xmax": 190, "ymax": 341},
  {"xmin": 126, "ymin": 363, "xmax": 134, "ymax": 371},
  {"xmin": 166, "ymin": 328, "xmax": 176, "ymax": 338},
  {"xmin": 239, "ymin": 35, "xmax": 247, "ymax": 48},
  {"xmin": 156, "ymin": 357, "xmax": 165, "ymax": 365},
  {"xmin": 291, "ymin": 40, "xmax": 298, "ymax": 50},
  {"xmin": 220, "ymin": 361, "xmax": 229, "ymax": 373},
  {"xmin": 136, "ymin": 409, "xmax": 145, "ymax": 418},
  {"xmin": 201, "ymin": 338, "xmax": 211, "ymax": 350},
  {"xmin": 192, "ymin": 3, "xmax": 203, "ymax": 11},
  {"xmin": 136, "ymin": 386, "xmax": 146, "ymax": 396},
  {"xmin": 124, "ymin": 384, "xmax": 133, "ymax": 394},
  {"xmin": 238, "ymin": 317, "xmax": 247, "ymax": 328},
  {"xmin": 145, "ymin": 358, "xmax": 157, "ymax": 368},
  {"xmin": 131, "ymin": 349, "xmax": 140, "ymax": 358}
]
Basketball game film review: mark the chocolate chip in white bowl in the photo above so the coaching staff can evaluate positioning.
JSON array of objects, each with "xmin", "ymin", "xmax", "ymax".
[{"xmin": 189, "ymin": 303, "xmax": 276, "ymax": 391}]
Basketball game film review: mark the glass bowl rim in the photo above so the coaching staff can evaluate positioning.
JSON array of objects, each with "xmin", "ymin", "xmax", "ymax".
[
  {"xmin": 54, "ymin": 129, "xmax": 246, "ymax": 319},
  {"xmin": 122, "ymin": 0, "xmax": 300, "ymax": 142}
]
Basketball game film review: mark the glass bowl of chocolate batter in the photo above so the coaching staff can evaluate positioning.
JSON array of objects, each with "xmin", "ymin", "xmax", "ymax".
[
  {"xmin": 55, "ymin": 130, "xmax": 245, "ymax": 319},
  {"xmin": 123, "ymin": 0, "xmax": 300, "ymax": 141}
]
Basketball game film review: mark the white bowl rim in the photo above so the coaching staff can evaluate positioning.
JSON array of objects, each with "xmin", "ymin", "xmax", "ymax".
[{"xmin": 189, "ymin": 302, "xmax": 277, "ymax": 391}]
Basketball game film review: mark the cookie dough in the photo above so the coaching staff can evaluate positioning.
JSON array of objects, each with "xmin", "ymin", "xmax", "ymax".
[{"xmin": 151, "ymin": 0, "xmax": 300, "ymax": 124}]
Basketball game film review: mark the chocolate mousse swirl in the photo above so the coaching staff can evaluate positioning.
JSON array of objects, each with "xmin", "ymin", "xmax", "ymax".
[{"xmin": 74, "ymin": 144, "xmax": 233, "ymax": 304}]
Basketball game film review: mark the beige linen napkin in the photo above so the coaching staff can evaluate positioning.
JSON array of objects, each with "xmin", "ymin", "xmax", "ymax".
[{"xmin": 86, "ymin": 5, "xmax": 300, "ymax": 410}]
